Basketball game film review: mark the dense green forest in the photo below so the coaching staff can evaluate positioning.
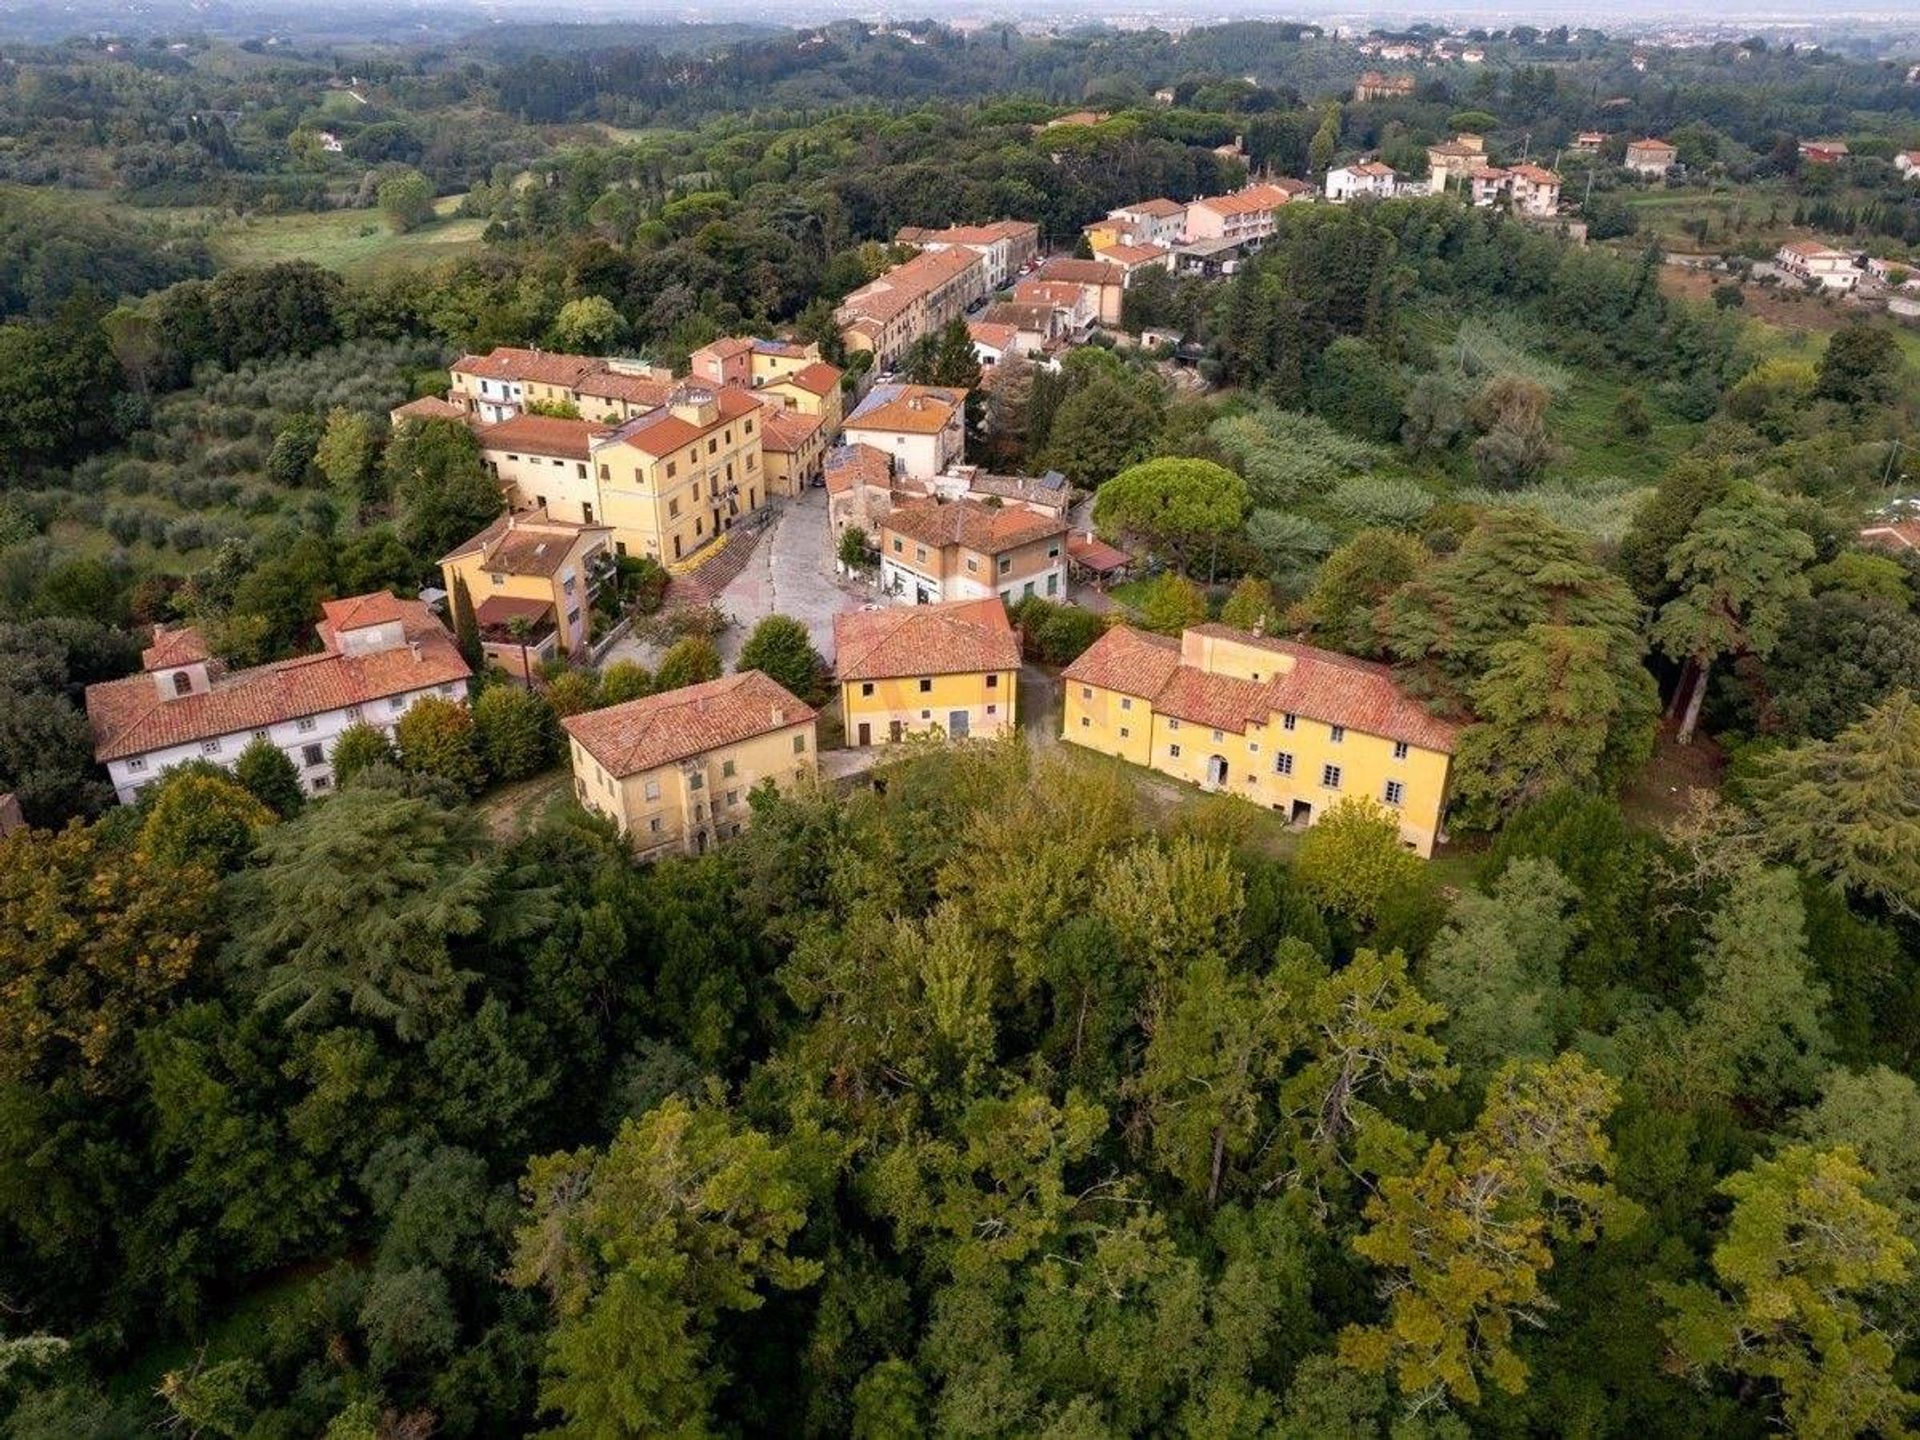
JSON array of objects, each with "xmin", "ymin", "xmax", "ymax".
[{"xmin": 5, "ymin": 13, "xmax": 1920, "ymax": 1437}]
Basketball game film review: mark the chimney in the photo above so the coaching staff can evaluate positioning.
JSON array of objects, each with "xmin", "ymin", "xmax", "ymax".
[
  {"xmin": 772, "ymin": 705, "xmax": 786, "ymax": 726},
  {"xmin": 409, "ymin": 640, "xmax": 422, "ymax": 660}
]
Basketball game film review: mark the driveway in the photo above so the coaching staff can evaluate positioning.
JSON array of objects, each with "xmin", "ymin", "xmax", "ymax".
[{"xmin": 713, "ymin": 488, "xmax": 871, "ymax": 667}]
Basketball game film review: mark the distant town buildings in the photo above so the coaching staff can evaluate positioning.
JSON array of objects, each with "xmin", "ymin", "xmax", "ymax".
[{"xmin": 1353, "ymin": 71, "xmax": 1416, "ymax": 102}]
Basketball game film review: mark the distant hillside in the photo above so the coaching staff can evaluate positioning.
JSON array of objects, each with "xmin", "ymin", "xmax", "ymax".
[{"xmin": 459, "ymin": 21, "xmax": 786, "ymax": 57}]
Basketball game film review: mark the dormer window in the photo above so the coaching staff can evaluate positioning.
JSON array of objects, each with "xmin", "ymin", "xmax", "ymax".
[{"xmin": 172, "ymin": 671, "xmax": 192, "ymax": 697}]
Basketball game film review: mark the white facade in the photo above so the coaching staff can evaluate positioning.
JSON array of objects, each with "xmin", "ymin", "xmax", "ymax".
[
  {"xmin": 1776, "ymin": 244, "xmax": 1860, "ymax": 291},
  {"xmin": 843, "ymin": 422, "xmax": 961, "ymax": 481},
  {"xmin": 1107, "ymin": 204, "xmax": 1187, "ymax": 247},
  {"xmin": 1325, "ymin": 164, "xmax": 1397, "ymax": 202},
  {"xmin": 105, "ymin": 681, "xmax": 464, "ymax": 806}
]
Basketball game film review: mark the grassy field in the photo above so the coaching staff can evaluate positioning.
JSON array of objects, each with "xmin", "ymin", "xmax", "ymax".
[
  {"xmin": 1624, "ymin": 185, "xmax": 1798, "ymax": 253},
  {"xmin": 206, "ymin": 195, "xmax": 485, "ymax": 275}
]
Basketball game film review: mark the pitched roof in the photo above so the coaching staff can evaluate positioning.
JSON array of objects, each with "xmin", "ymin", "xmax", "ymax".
[
  {"xmin": 143, "ymin": 624, "xmax": 210, "ymax": 670},
  {"xmin": 87, "ymin": 596, "xmax": 470, "ymax": 763},
  {"xmin": 1118, "ymin": 198, "xmax": 1186, "ymax": 218},
  {"xmin": 1032, "ymin": 257, "xmax": 1125, "ymax": 287},
  {"xmin": 1013, "ymin": 280, "xmax": 1093, "ymax": 309},
  {"xmin": 1509, "ymin": 163, "xmax": 1562, "ymax": 184},
  {"xmin": 846, "ymin": 383, "xmax": 965, "ymax": 435},
  {"xmin": 598, "ymin": 386, "xmax": 761, "ymax": 458},
  {"xmin": 478, "ymin": 413, "xmax": 612, "ymax": 461},
  {"xmin": 837, "ymin": 247, "xmax": 984, "ymax": 326},
  {"xmin": 440, "ymin": 507, "xmax": 610, "ymax": 577},
  {"xmin": 824, "ymin": 443, "xmax": 894, "ymax": 496},
  {"xmin": 575, "ymin": 370, "xmax": 675, "ymax": 409},
  {"xmin": 1066, "ymin": 531, "xmax": 1131, "ymax": 573},
  {"xmin": 759, "ymin": 406, "xmax": 823, "ymax": 454},
  {"xmin": 1063, "ymin": 623, "xmax": 1459, "ymax": 753},
  {"xmin": 1092, "ymin": 241, "xmax": 1171, "ymax": 266},
  {"xmin": 834, "ymin": 598, "xmax": 1020, "ymax": 681},
  {"xmin": 769, "ymin": 360, "xmax": 842, "ymax": 396},
  {"xmin": 881, "ymin": 497, "xmax": 1067, "ymax": 555},
  {"xmin": 982, "ymin": 302, "xmax": 1062, "ymax": 332},
  {"xmin": 1628, "ymin": 136, "xmax": 1676, "ymax": 150},
  {"xmin": 452, "ymin": 347, "xmax": 603, "ymax": 388},
  {"xmin": 562, "ymin": 670, "xmax": 815, "ymax": 778},
  {"xmin": 391, "ymin": 395, "xmax": 468, "ymax": 422},
  {"xmin": 967, "ymin": 321, "xmax": 1019, "ymax": 350}
]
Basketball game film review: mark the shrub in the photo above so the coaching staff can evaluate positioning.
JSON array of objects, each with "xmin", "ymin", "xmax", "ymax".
[
  {"xmin": 393, "ymin": 697, "xmax": 485, "ymax": 794},
  {"xmin": 473, "ymin": 684, "xmax": 559, "ymax": 782},
  {"xmin": 1294, "ymin": 798, "xmax": 1429, "ymax": 925},
  {"xmin": 234, "ymin": 736, "xmax": 304, "ymax": 817},
  {"xmin": 543, "ymin": 670, "xmax": 600, "ymax": 717},
  {"xmin": 737, "ymin": 615, "xmax": 827, "ymax": 703},
  {"xmin": 330, "ymin": 722, "xmax": 398, "ymax": 787},
  {"xmin": 1136, "ymin": 573, "xmax": 1208, "ymax": 635},
  {"xmin": 655, "ymin": 635, "xmax": 723, "ymax": 691}
]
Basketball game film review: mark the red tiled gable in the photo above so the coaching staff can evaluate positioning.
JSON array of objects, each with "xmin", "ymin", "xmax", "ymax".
[
  {"xmin": 1032, "ymin": 257, "xmax": 1124, "ymax": 287},
  {"xmin": 576, "ymin": 371, "xmax": 674, "ymax": 410},
  {"xmin": 824, "ymin": 444, "xmax": 894, "ymax": 496},
  {"xmin": 441, "ymin": 508, "xmax": 608, "ymax": 578},
  {"xmin": 392, "ymin": 395, "xmax": 468, "ymax": 422},
  {"xmin": 143, "ymin": 624, "xmax": 210, "ymax": 670},
  {"xmin": 563, "ymin": 670, "xmax": 815, "ymax": 777},
  {"xmin": 846, "ymin": 385, "xmax": 965, "ymax": 436},
  {"xmin": 1123, "ymin": 198, "xmax": 1186, "ymax": 218},
  {"xmin": 968, "ymin": 322, "xmax": 1019, "ymax": 350},
  {"xmin": 1066, "ymin": 532, "xmax": 1131, "ymax": 573},
  {"xmin": 604, "ymin": 387, "xmax": 761, "ymax": 458},
  {"xmin": 321, "ymin": 592, "xmax": 408, "ymax": 632},
  {"xmin": 88, "ymin": 597, "xmax": 470, "ymax": 762},
  {"xmin": 453, "ymin": 347, "xmax": 603, "ymax": 388},
  {"xmin": 773, "ymin": 361, "xmax": 842, "ymax": 396},
  {"xmin": 838, "ymin": 247, "xmax": 983, "ymax": 326},
  {"xmin": 1062, "ymin": 624, "xmax": 1183, "ymax": 696},
  {"xmin": 834, "ymin": 598, "xmax": 1020, "ymax": 682},
  {"xmin": 478, "ymin": 414, "xmax": 612, "ymax": 461},
  {"xmin": 1064, "ymin": 623, "xmax": 1459, "ymax": 753},
  {"xmin": 882, "ymin": 497, "xmax": 1067, "ymax": 556},
  {"xmin": 759, "ymin": 407, "xmax": 823, "ymax": 453}
]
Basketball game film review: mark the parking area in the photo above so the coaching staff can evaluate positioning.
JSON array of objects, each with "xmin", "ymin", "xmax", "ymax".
[{"xmin": 599, "ymin": 489, "xmax": 874, "ymax": 673}]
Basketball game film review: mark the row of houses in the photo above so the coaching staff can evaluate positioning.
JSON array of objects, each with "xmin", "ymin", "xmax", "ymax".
[
  {"xmin": 565, "ymin": 607, "xmax": 1461, "ymax": 862},
  {"xmin": 835, "ymin": 220, "xmax": 1041, "ymax": 369}
]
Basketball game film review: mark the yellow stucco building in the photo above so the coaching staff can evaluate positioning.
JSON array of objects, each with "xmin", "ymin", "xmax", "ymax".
[
  {"xmin": 1061, "ymin": 623, "xmax": 1459, "ymax": 856},
  {"xmin": 834, "ymin": 598, "xmax": 1021, "ymax": 745},
  {"xmin": 590, "ymin": 384, "xmax": 768, "ymax": 565},
  {"xmin": 562, "ymin": 670, "xmax": 818, "ymax": 857},
  {"xmin": 439, "ymin": 509, "xmax": 614, "ymax": 678}
]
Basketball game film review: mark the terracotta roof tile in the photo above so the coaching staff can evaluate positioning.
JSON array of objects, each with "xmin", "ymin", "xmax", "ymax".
[
  {"xmin": 143, "ymin": 625, "xmax": 210, "ymax": 670},
  {"xmin": 440, "ymin": 508, "xmax": 610, "ymax": 577},
  {"xmin": 576, "ymin": 371, "xmax": 674, "ymax": 410},
  {"xmin": 392, "ymin": 395, "xmax": 469, "ymax": 422},
  {"xmin": 882, "ymin": 497, "xmax": 1066, "ymax": 556},
  {"xmin": 1119, "ymin": 198, "xmax": 1186, "ymax": 218},
  {"xmin": 452, "ymin": 347, "xmax": 604, "ymax": 388},
  {"xmin": 1032, "ymin": 257, "xmax": 1125, "ymax": 286},
  {"xmin": 846, "ymin": 384, "xmax": 965, "ymax": 436},
  {"xmin": 771, "ymin": 360, "xmax": 843, "ymax": 396},
  {"xmin": 562, "ymin": 670, "xmax": 815, "ymax": 777},
  {"xmin": 837, "ymin": 247, "xmax": 984, "ymax": 326},
  {"xmin": 834, "ymin": 598, "xmax": 1020, "ymax": 681},
  {"xmin": 968, "ymin": 321, "xmax": 1019, "ymax": 350},
  {"xmin": 478, "ymin": 414, "xmax": 612, "ymax": 461},
  {"xmin": 1064, "ymin": 623, "xmax": 1459, "ymax": 753},
  {"xmin": 759, "ymin": 406, "xmax": 823, "ymax": 453},
  {"xmin": 824, "ymin": 443, "xmax": 894, "ymax": 496},
  {"xmin": 598, "ymin": 386, "xmax": 761, "ymax": 458},
  {"xmin": 88, "ymin": 596, "xmax": 470, "ymax": 763}
]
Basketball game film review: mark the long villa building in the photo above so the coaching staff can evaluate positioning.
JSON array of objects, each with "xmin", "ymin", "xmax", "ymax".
[{"xmin": 1062, "ymin": 622, "xmax": 1459, "ymax": 856}]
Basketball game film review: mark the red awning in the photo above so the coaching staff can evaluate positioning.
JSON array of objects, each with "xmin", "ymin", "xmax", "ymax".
[{"xmin": 474, "ymin": 595, "xmax": 554, "ymax": 627}]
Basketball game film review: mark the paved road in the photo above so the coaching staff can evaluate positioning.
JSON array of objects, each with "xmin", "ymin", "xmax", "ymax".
[{"xmin": 713, "ymin": 489, "xmax": 871, "ymax": 667}]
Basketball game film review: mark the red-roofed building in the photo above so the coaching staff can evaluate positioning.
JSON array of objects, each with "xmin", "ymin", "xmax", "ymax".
[
  {"xmin": 86, "ymin": 594, "xmax": 471, "ymax": 805},
  {"xmin": 894, "ymin": 219, "xmax": 1041, "ymax": 288},
  {"xmin": 755, "ymin": 401, "xmax": 828, "ymax": 496},
  {"xmin": 836, "ymin": 598, "xmax": 1022, "ymax": 744},
  {"xmin": 1062, "ymin": 622, "xmax": 1458, "ymax": 855},
  {"xmin": 563, "ymin": 670, "xmax": 817, "ymax": 855},
  {"xmin": 836, "ymin": 246, "xmax": 990, "ymax": 371},
  {"xmin": 590, "ymin": 385, "xmax": 769, "ymax": 565},
  {"xmin": 879, "ymin": 497, "xmax": 1067, "ymax": 605}
]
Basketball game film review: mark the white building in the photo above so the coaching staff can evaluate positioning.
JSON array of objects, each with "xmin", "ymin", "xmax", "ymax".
[
  {"xmin": 1325, "ymin": 161, "xmax": 1398, "ymax": 202},
  {"xmin": 85, "ymin": 593, "xmax": 472, "ymax": 805},
  {"xmin": 1775, "ymin": 240, "xmax": 1860, "ymax": 292},
  {"xmin": 842, "ymin": 383, "xmax": 967, "ymax": 480},
  {"xmin": 1105, "ymin": 199, "xmax": 1189, "ymax": 247}
]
